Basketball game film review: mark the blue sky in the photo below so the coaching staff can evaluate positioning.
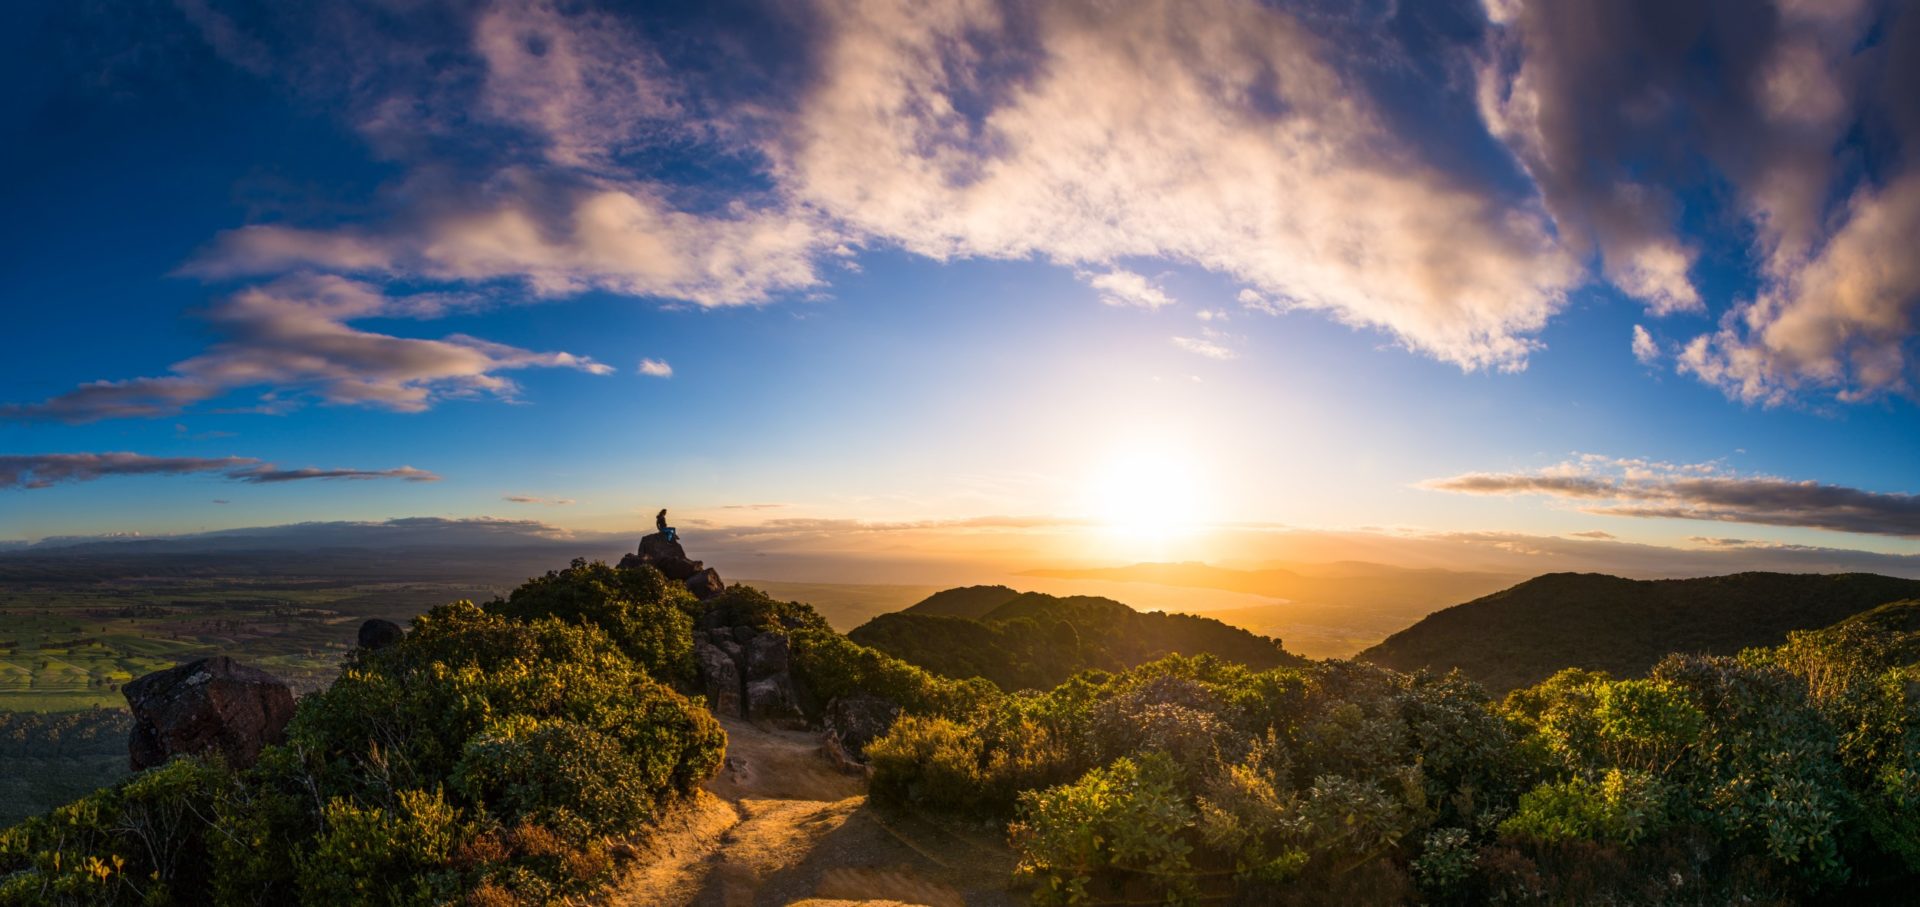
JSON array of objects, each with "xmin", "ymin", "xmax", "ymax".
[{"xmin": 3, "ymin": 0, "xmax": 1919, "ymax": 575}]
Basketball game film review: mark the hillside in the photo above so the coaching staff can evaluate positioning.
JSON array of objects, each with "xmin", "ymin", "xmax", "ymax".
[
  {"xmin": 1359, "ymin": 571, "xmax": 1920, "ymax": 693},
  {"xmin": 849, "ymin": 587, "xmax": 1301, "ymax": 690},
  {"xmin": 1021, "ymin": 561, "xmax": 1519, "ymax": 658}
]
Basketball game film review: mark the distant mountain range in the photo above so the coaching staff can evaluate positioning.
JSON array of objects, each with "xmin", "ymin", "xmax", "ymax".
[
  {"xmin": 847, "ymin": 585, "xmax": 1301, "ymax": 690},
  {"xmin": 1359, "ymin": 572, "xmax": 1920, "ymax": 693}
]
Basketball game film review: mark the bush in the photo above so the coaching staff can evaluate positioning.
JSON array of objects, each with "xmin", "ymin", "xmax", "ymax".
[
  {"xmin": 0, "ymin": 591, "xmax": 722, "ymax": 905},
  {"xmin": 1011, "ymin": 753, "xmax": 1199, "ymax": 905},
  {"xmin": 488, "ymin": 559, "xmax": 696, "ymax": 684}
]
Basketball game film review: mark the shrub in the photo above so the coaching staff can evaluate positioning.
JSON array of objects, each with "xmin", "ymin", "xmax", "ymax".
[
  {"xmin": 488, "ymin": 559, "xmax": 696, "ymax": 684},
  {"xmin": 1011, "ymin": 753, "xmax": 1199, "ymax": 906}
]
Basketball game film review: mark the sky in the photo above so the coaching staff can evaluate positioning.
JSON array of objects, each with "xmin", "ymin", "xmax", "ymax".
[{"xmin": 3, "ymin": 0, "xmax": 1919, "ymax": 578}]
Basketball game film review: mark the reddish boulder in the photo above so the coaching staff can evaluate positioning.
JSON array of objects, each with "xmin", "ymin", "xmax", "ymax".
[{"xmin": 124, "ymin": 656, "xmax": 295, "ymax": 771}]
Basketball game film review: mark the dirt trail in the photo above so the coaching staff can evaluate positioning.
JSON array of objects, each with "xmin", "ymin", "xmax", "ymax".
[{"xmin": 601, "ymin": 719, "xmax": 1019, "ymax": 907}]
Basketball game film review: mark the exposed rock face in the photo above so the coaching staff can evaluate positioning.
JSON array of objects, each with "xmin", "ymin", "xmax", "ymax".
[
  {"xmin": 744, "ymin": 632, "xmax": 791, "ymax": 681},
  {"xmin": 619, "ymin": 531, "xmax": 725, "ymax": 599},
  {"xmin": 823, "ymin": 693, "xmax": 902, "ymax": 772},
  {"xmin": 124, "ymin": 657, "xmax": 295, "ymax": 772},
  {"xmin": 686, "ymin": 568, "xmax": 726, "ymax": 601},
  {"xmin": 357, "ymin": 618, "xmax": 404, "ymax": 651},
  {"xmin": 746, "ymin": 675, "xmax": 804, "ymax": 724},
  {"xmin": 695, "ymin": 640, "xmax": 743, "ymax": 717}
]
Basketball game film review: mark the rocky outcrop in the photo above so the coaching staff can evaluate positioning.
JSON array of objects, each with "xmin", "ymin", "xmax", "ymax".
[
  {"xmin": 695, "ymin": 638, "xmax": 744, "ymax": 717},
  {"xmin": 124, "ymin": 656, "xmax": 295, "ymax": 772},
  {"xmin": 690, "ymin": 612, "xmax": 807, "ymax": 727},
  {"xmin": 357, "ymin": 618, "xmax": 404, "ymax": 651},
  {"xmin": 686, "ymin": 568, "xmax": 725, "ymax": 600},
  {"xmin": 618, "ymin": 531, "xmax": 725, "ymax": 600},
  {"xmin": 822, "ymin": 693, "xmax": 901, "ymax": 773}
]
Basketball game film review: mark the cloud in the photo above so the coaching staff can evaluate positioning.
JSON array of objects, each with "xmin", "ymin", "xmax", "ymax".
[
  {"xmin": 0, "ymin": 453, "xmax": 439, "ymax": 490},
  {"xmin": 1482, "ymin": 0, "xmax": 1920, "ymax": 402},
  {"xmin": 771, "ymin": 0, "xmax": 1580, "ymax": 371},
  {"xmin": 637, "ymin": 358, "xmax": 673, "ymax": 378},
  {"xmin": 1425, "ymin": 455, "xmax": 1920, "ymax": 538},
  {"xmin": 156, "ymin": 0, "xmax": 1920, "ymax": 403},
  {"xmin": 234, "ymin": 466, "xmax": 438, "ymax": 484},
  {"xmin": 1080, "ymin": 269, "xmax": 1176, "ymax": 310},
  {"xmin": 174, "ymin": 0, "xmax": 1581, "ymax": 373},
  {"xmin": 193, "ymin": 176, "xmax": 833, "ymax": 308},
  {"xmin": 1171, "ymin": 335, "xmax": 1235, "ymax": 361},
  {"xmin": 3, "ymin": 275, "xmax": 609, "ymax": 421},
  {"xmin": 1631, "ymin": 325, "xmax": 1660, "ymax": 365},
  {"xmin": 504, "ymin": 494, "xmax": 576, "ymax": 505},
  {"xmin": 1568, "ymin": 530, "xmax": 1616, "ymax": 540}
]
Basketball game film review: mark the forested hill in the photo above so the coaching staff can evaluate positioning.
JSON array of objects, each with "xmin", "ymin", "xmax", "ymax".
[
  {"xmin": 849, "ymin": 587, "xmax": 1301, "ymax": 690},
  {"xmin": 1360, "ymin": 571, "xmax": 1920, "ymax": 693}
]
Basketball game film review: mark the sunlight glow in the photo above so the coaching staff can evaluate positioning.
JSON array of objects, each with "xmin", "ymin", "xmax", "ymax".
[{"xmin": 1081, "ymin": 442, "xmax": 1213, "ymax": 547}]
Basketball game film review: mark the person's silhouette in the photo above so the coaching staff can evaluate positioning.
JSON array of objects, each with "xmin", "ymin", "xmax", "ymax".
[{"xmin": 656, "ymin": 509, "xmax": 678, "ymax": 543}]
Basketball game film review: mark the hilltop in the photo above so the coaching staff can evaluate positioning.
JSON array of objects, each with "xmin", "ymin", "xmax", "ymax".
[
  {"xmin": 849, "ymin": 587, "xmax": 1301, "ymax": 690},
  {"xmin": 1359, "ymin": 571, "xmax": 1920, "ymax": 693}
]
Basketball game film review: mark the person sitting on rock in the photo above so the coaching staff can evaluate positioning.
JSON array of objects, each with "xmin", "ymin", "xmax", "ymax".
[{"xmin": 656, "ymin": 508, "xmax": 678, "ymax": 543}]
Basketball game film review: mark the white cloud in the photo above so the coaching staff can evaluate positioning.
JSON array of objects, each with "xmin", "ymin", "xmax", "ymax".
[
  {"xmin": 1171, "ymin": 335, "xmax": 1235, "ymax": 361},
  {"xmin": 1631, "ymin": 324, "xmax": 1660, "ymax": 365},
  {"xmin": 3, "ymin": 275, "xmax": 609, "ymax": 421},
  {"xmin": 768, "ymin": 0, "xmax": 1579, "ymax": 371},
  {"xmin": 1080, "ymin": 269, "xmax": 1176, "ymax": 310},
  {"xmin": 1481, "ymin": 0, "xmax": 1917, "ymax": 402},
  {"xmin": 638, "ymin": 358, "xmax": 673, "ymax": 378}
]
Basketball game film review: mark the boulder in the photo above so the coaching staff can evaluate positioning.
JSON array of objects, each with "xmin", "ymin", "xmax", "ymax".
[
  {"xmin": 356, "ymin": 618, "xmax": 404, "ymax": 651},
  {"xmin": 686, "ymin": 568, "xmax": 726, "ymax": 600},
  {"xmin": 746, "ymin": 675, "xmax": 804, "ymax": 724},
  {"xmin": 744, "ymin": 631, "xmax": 791, "ymax": 681},
  {"xmin": 124, "ymin": 656, "xmax": 295, "ymax": 772},
  {"xmin": 653, "ymin": 556, "xmax": 704, "ymax": 582},
  {"xmin": 639, "ymin": 532, "xmax": 689, "ymax": 561},
  {"xmin": 695, "ymin": 641, "xmax": 743, "ymax": 718},
  {"xmin": 823, "ymin": 693, "xmax": 902, "ymax": 770}
]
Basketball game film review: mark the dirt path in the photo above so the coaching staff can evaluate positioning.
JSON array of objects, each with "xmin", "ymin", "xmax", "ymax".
[{"xmin": 600, "ymin": 719, "xmax": 1020, "ymax": 907}]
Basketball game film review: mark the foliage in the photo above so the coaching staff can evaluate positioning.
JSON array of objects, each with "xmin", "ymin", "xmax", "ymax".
[
  {"xmin": 1011, "ymin": 753, "xmax": 1199, "ymax": 905},
  {"xmin": 0, "ymin": 576, "xmax": 723, "ymax": 905},
  {"xmin": 487, "ymin": 558, "xmax": 697, "ymax": 684}
]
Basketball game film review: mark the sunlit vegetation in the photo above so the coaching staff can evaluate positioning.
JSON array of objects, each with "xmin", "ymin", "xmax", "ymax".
[
  {"xmin": 0, "ymin": 570, "xmax": 723, "ymax": 905},
  {"xmin": 10, "ymin": 558, "xmax": 1920, "ymax": 904},
  {"xmin": 866, "ymin": 610, "xmax": 1920, "ymax": 904}
]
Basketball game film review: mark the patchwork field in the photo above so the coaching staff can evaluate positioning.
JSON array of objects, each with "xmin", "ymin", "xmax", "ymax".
[{"xmin": 0, "ymin": 576, "xmax": 509, "ymax": 712}]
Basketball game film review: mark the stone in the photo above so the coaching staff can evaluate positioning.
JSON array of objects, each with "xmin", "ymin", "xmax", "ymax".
[
  {"xmin": 731, "ymin": 625, "xmax": 757, "ymax": 644},
  {"xmin": 686, "ymin": 567, "xmax": 725, "ymax": 600},
  {"xmin": 823, "ymin": 693, "xmax": 902, "ymax": 770},
  {"xmin": 638, "ymin": 532, "xmax": 689, "ymax": 562},
  {"xmin": 695, "ymin": 640, "xmax": 743, "ymax": 718},
  {"xmin": 649, "ymin": 555, "xmax": 703, "ymax": 581},
  {"xmin": 356, "ymin": 618, "xmax": 404, "ymax": 651},
  {"xmin": 746, "ymin": 675, "xmax": 804, "ymax": 724},
  {"xmin": 124, "ymin": 656, "xmax": 295, "ymax": 772},
  {"xmin": 744, "ymin": 631, "xmax": 791, "ymax": 681}
]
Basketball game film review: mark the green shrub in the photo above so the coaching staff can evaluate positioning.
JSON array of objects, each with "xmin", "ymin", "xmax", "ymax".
[
  {"xmin": 1011, "ymin": 753, "xmax": 1199, "ymax": 905},
  {"xmin": 488, "ymin": 559, "xmax": 696, "ymax": 684},
  {"xmin": 0, "ymin": 755, "xmax": 233, "ymax": 905}
]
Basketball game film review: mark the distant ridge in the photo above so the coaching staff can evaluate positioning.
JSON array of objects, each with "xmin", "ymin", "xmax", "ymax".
[
  {"xmin": 1359, "ymin": 571, "xmax": 1920, "ymax": 694},
  {"xmin": 853, "ymin": 587, "xmax": 1301, "ymax": 690},
  {"xmin": 900, "ymin": 584, "xmax": 1022, "ymax": 619}
]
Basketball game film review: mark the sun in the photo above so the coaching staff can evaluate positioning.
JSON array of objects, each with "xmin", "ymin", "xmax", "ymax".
[{"xmin": 1082, "ymin": 443, "xmax": 1211, "ymax": 544}]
